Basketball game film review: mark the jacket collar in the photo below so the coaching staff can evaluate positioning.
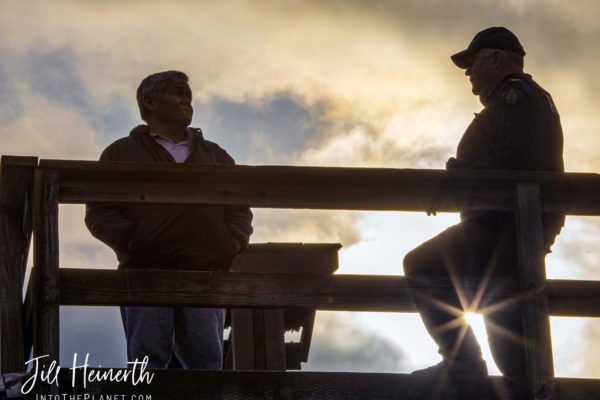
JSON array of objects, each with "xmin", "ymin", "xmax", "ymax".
[{"xmin": 129, "ymin": 125, "xmax": 204, "ymax": 141}]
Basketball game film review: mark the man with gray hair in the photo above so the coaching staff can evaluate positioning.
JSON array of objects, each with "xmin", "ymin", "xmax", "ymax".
[
  {"xmin": 86, "ymin": 70, "xmax": 253, "ymax": 369},
  {"xmin": 403, "ymin": 27, "xmax": 564, "ymax": 398}
]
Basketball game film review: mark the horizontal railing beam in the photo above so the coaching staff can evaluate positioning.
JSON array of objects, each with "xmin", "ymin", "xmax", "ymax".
[
  {"xmin": 59, "ymin": 269, "xmax": 600, "ymax": 317},
  {"xmin": 37, "ymin": 159, "xmax": 600, "ymax": 214},
  {"xmin": 53, "ymin": 369, "xmax": 600, "ymax": 400}
]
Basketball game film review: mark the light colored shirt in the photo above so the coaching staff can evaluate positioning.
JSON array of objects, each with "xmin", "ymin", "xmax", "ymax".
[{"xmin": 151, "ymin": 130, "xmax": 191, "ymax": 163}]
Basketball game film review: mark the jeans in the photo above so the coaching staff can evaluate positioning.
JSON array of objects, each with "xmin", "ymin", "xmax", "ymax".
[{"xmin": 120, "ymin": 306, "xmax": 225, "ymax": 369}]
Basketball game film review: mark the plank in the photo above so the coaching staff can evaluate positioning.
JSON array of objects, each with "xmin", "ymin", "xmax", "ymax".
[
  {"xmin": 231, "ymin": 243, "xmax": 341, "ymax": 275},
  {"xmin": 547, "ymin": 279, "xmax": 600, "ymax": 316},
  {"xmin": 35, "ymin": 159, "xmax": 600, "ymax": 215},
  {"xmin": 58, "ymin": 269, "xmax": 455, "ymax": 310},
  {"xmin": 0, "ymin": 156, "xmax": 37, "ymax": 372},
  {"xmin": 252, "ymin": 309, "xmax": 266, "ymax": 370},
  {"xmin": 263, "ymin": 309, "xmax": 286, "ymax": 370},
  {"xmin": 231, "ymin": 309, "xmax": 255, "ymax": 370},
  {"xmin": 230, "ymin": 242, "xmax": 337, "ymax": 371},
  {"xmin": 516, "ymin": 183, "xmax": 555, "ymax": 399},
  {"xmin": 32, "ymin": 169, "xmax": 60, "ymax": 394},
  {"xmin": 45, "ymin": 369, "xmax": 600, "ymax": 400},
  {"xmin": 59, "ymin": 269, "xmax": 600, "ymax": 316}
]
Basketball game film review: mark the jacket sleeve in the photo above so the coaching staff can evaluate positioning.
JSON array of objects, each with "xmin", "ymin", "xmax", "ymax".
[
  {"xmin": 84, "ymin": 144, "xmax": 136, "ymax": 253},
  {"xmin": 217, "ymin": 149, "xmax": 253, "ymax": 251}
]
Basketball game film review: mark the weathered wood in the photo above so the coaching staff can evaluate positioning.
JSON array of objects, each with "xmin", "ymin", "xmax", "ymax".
[
  {"xmin": 263, "ymin": 309, "xmax": 286, "ymax": 370},
  {"xmin": 231, "ymin": 242, "xmax": 338, "ymax": 371},
  {"xmin": 0, "ymin": 156, "xmax": 37, "ymax": 372},
  {"xmin": 225, "ymin": 341, "xmax": 304, "ymax": 370},
  {"xmin": 56, "ymin": 269, "xmax": 446, "ymax": 310},
  {"xmin": 59, "ymin": 177, "xmax": 514, "ymax": 212},
  {"xmin": 299, "ymin": 310, "xmax": 316, "ymax": 363},
  {"xmin": 32, "ymin": 169, "xmax": 60, "ymax": 394},
  {"xmin": 516, "ymin": 183, "xmax": 555, "ymax": 400},
  {"xmin": 231, "ymin": 309, "xmax": 255, "ymax": 370},
  {"xmin": 231, "ymin": 243, "xmax": 340, "ymax": 331},
  {"xmin": 37, "ymin": 159, "xmax": 600, "ymax": 215},
  {"xmin": 49, "ymin": 369, "xmax": 600, "ymax": 400},
  {"xmin": 59, "ymin": 269, "xmax": 600, "ymax": 316},
  {"xmin": 546, "ymin": 279, "xmax": 600, "ymax": 316},
  {"xmin": 232, "ymin": 243, "xmax": 341, "ymax": 275},
  {"xmin": 252, "ymin": 309, "xmax": 267, "ymax": 370},
  {"xmin": 23, "ymin": 268, "xmax": 35, "ymax": 363}
]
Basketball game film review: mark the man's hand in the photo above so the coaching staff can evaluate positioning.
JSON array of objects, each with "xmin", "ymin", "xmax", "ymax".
[
  {"xmin": 233, "ymin": 238, "xmax": 243, "ymax": 254},
  {"xmin": 446, "ymin": 157, "xmax": 470, "ymax": 170}
]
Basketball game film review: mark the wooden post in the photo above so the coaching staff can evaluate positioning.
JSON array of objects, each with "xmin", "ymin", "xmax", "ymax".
[
  {"xmin": 516, "ymin": 183, "xmax": 555, "ymax": 400},
  {"xmin": 261, "ymin": 309, "xmax": 287, "ymax": 370},
  {"xmin": 231, "ymin": 310, "xmax": 255, "ymax": 370},
  {"xmin": 0, "ymin": 156, "xmax": 37, "ymax": 373},
  {"xmin": 32, "ymin": 169, "xmax": 60, "ymax": 394},
  {"xmin": 230, "ymin": 309, "xmax": 286, "ymax": 371},
  {"xmin": 229, "ymin": 244, "xmax": 340, "ymax": 371}
]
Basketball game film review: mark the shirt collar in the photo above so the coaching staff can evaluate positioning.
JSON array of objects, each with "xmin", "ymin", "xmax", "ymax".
[{"xmin": 150, "ymin": 128, "xmax": 191, "ymax": 144}]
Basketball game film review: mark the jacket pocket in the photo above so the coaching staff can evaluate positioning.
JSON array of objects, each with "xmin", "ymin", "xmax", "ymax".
[{"xmin": 196, "ymin": 207, "xmax": 237, "ymax": 259}]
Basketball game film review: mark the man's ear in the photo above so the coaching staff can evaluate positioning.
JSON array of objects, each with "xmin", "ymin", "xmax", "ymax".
[
  {"xmin": 493, "ymin": 50, "xmax": 504, "ymax": 70},
  {"xmin": 143, "ymin": 96, "xmax": 155, "ymax": 112}
]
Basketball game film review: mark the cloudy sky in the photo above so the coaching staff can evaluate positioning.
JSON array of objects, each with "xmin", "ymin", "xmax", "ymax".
[{"xmin": 3, "ymin": 0, "xmax": 600, "ymax": 379}]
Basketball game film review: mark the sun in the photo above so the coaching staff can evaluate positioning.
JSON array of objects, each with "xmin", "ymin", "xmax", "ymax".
[
  {"xmin": 463, "ymin": 311, "xmax": 501, "ymax": 374},
  {"xmin": 464, "ymin": 311, "xmax": 482, "ymax": 328}
]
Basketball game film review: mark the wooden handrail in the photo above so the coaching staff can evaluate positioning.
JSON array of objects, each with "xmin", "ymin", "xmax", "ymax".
[
  {"xmin": 3, "ymin": 156, "xmax": 600, "ymax": 399},
  {"xmin": 38, "ymin": 159, "xmax": 600, "ymax": 215},
  {"xmin": 57, "ymin": 269, "xmax": 600, "ymax": 317}
]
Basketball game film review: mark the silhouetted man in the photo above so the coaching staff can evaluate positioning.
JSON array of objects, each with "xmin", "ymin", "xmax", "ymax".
[
  {"xmin": 403, "ymin": 27, "xmax": 564, "ymax": 396},
  {"xmin": 86, "ymin": 71, "xmax": 253, "ymax": 369}
]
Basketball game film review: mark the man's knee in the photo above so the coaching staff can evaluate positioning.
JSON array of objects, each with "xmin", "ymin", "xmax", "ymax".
[{"xmin": 403, "ymin": 247, "xmax": 423, "ymax": 278}]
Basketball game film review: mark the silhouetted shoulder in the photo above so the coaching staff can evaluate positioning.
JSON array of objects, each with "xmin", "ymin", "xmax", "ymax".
[
  {"xmin": 497, "ymin": 77, "xmax": 531, "ymax": 106},
  {"xmin": 188, "ymin": 127, "xmax": 236, "ymax": 164},
  {"xmin": 204, "ymin": 139, "xmax": 235, "ymax": 164},
  {"xmin": 99, "ymin": 136, "xmax": 139, "ymax": 161}
]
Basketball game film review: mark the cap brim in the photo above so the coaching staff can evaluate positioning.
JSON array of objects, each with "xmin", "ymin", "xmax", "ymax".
[{"xmin": 450, "ymin": 49, "xmax": 472, "ymax": 69}]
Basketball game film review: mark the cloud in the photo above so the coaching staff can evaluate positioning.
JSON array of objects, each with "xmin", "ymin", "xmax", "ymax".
[
  {"xmin": 60, "ymin": 307, "xmax": 126, "ymax": 367},
  {"xmin": 195, "ymin": 92, "xmax": 322, "ymax": 164},
  {"xmin": 579, "ymin": 319, "xmax": 600, "ymax": 378},
  {"xmin": 251, "ymin": 209, "xmax": 362, "ymax": 248},
  {"xmin": 4, "ymin": 0, "xmax": 599, "ymax": 168},
  {"xmin": 50, "ymin": 205, "xmax": 117, "ymax": 272},
  {"xmin": 546, "ymin": 217, "xmax": 600, "ymax": 378},
  {"xmin": 548, "ymin": 217, "xmax": 600, "ymax": 280},
  {"xmin": 299, "ymin": 125, "xmax": 451, "ymax": 168},
  {"xmin": 304, "ymin": 312, "xmax": 407, "ymax": 372}
]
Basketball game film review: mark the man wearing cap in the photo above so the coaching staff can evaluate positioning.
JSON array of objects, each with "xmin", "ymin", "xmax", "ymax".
[{"xmin": 403, "ymin": 27, "xmax": 564, "ymax": 394}]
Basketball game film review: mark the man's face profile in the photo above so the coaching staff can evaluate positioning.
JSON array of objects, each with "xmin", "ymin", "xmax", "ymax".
[
  {"xmin": 148, "ymin": 81, "xmax": 193, "ymax": 126},
  {"xmin": 465, "ymin": 49, "xmax": 496, "ymax": 96}
]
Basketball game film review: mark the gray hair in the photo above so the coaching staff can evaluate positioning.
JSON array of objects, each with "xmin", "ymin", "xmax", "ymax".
[{"xmin": 136, "ymin": 70, "xmax": 189, "ymax": 122}]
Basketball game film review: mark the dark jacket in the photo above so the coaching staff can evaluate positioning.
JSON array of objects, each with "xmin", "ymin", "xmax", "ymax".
[
  {"xmin": 447, "ymin": 73, "xmax": 564, "ymax": 246},
  {"xmin": 85, "ymin": 125, "xmax": 253, "ymax": 270}
]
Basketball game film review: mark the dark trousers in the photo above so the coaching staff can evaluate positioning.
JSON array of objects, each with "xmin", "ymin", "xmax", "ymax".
[
  {"xmin": 120, "ymin": 306, "xmax": 225, "ymax": 369},
  {"xmin": 403, "ymin": 220, "xmax": 527, "ymax": 379}
]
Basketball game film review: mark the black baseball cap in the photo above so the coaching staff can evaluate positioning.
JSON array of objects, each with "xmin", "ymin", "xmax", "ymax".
[{"xmin": 451, "ymin": 27, "xmax": 526, "ymax": 69}]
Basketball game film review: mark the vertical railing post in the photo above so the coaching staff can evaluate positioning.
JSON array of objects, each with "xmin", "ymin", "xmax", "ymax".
[
  {"xmin": 32, "ymin": 169, "xmax": 60, "ymax": 395},
  {"xmin": 0, "ymin": 156, "xmax": 37, "ymax": 373},
  {"xmin": 516, "ymin": 183, "xmax": 555, "ymax": 400}
]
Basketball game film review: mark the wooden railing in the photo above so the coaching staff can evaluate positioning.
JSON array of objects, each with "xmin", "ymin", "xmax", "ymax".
[{"xmin": 2, "ymin": 155, "xmax": 600, "ymax": 399}]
